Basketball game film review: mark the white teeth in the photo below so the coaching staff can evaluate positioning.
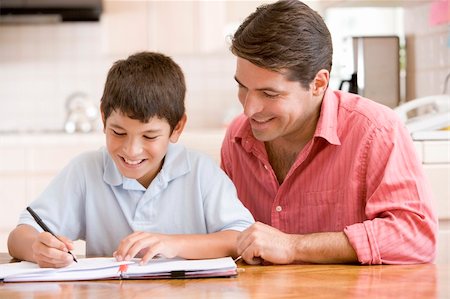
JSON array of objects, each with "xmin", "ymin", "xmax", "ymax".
[
  {"xmin": 124, "ymin": 158, "xmax": 143, "ymax": 165},
  {"xmin": 254, "ymin": 119, "xmax": 270, "ymax": 123}
]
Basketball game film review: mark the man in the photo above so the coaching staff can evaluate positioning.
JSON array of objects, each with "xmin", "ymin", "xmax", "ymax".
[{"xmin": 221, "ymin": 0, "xmax": 437, "ymax": 265}]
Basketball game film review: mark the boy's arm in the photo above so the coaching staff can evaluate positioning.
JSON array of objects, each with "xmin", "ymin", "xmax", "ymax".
[
  {"xmin": 114, "ymin": 230, "xmax": 239, "ymax": 264},
  {"xmin": 8, "ymin": 224, "xmax": 39, "ymax": 262},
  {"xmin": 8, "ymin": 224, "xmax": 75, "ymax": 268}
]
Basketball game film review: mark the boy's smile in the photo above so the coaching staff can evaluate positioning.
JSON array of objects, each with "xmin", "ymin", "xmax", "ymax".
[
  {"xmin": 123, "ymin": 158, "xmax": 144, "ymax": 165},
  {"xmin": 104, "ymin": 111, "xmax": 184, "ymax": 188},
  {"xmin": 120, "ymin": 156, "xmax": 146, "ymax": 167}
]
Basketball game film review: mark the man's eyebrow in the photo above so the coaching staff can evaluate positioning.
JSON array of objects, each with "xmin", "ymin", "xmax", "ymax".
[
  {"xmin": 234, "ymin": 76, "xmax": 244, "ymax": 87},
  {"xmin": 234, "ymin": 76, "xmax": 281, "ymax": 93}
]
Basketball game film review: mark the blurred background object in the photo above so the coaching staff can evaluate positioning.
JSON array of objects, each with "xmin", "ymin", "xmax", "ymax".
[
  {"xmin": 64, "ymin": 92, "xmax": 101, "ymax": 133},
  {"xmin": 338, "ymin": 36, "xmax": 400, "ymax": 108}
]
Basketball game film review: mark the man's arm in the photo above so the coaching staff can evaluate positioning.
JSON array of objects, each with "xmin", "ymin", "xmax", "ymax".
[{"xmin": 237, "ymin": 222, "xmax": 357, "ymax": 264}]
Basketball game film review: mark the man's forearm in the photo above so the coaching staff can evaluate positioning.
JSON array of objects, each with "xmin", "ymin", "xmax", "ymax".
[{"xmin": 293, "ymin": 231, "xmax": 358, "ymax": 264}]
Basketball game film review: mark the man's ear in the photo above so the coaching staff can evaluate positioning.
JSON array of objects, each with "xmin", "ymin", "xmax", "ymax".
[
  {"xmin": 169, "ymin": 113, "xmax": 187, "ymax": 143},
  {"xmin": 311, "ymin": 69, "xmax": 329, "ymax": 96}
]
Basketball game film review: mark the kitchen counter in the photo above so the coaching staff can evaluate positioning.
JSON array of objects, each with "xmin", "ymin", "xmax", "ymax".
[
  {"xmin": 0, "ymin": 131, "xmax": 103, "ymax": 145},
  {"xmin": 1, "ymin": 252, "xmax": 449, "ymax": 299}
]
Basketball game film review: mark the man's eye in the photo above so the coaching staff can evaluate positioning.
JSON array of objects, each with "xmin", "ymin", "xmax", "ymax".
[{"xmin": 263, "ymin": 92, "xmax": 279, "ymax": 98}]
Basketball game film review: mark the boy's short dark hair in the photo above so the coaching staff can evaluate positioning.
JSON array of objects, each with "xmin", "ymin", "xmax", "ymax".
[
  {"xmin": 100, "ymin": 52, "xmax": 186, "ymax": 131},
  {"xmin": 231, "ymin": 0, "xmax": 333, "ymax": 89}
]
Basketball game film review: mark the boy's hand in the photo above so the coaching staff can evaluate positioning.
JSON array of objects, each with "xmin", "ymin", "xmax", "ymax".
[
  {"xmin": 31, "ymin": 232, "xmax": 75, "ymax": 268},
  {"xmin": 114, "ymin": 231, "xmax": 178, "ymax": 265}
]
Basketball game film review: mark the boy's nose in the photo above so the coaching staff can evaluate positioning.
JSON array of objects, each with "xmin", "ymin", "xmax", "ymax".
[{"xmin": 124, "ymin": 138, "xmax": 143, "ymax": 156}]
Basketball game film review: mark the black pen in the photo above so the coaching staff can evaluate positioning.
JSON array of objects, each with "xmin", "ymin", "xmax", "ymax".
[{"xmin": 26, "ymin": 206, "xmax": 78, "ymax": 263}]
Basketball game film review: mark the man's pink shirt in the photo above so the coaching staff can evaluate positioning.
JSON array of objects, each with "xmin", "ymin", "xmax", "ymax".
[{"xmin": 221, "ymin": 89, "xmax": 437, "ymax": 264}]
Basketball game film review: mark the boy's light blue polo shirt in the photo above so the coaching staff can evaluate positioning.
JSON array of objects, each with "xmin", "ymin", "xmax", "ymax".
[{"xmin": 18, "ymin": 143, "xmax": 254, "ymax": 257}]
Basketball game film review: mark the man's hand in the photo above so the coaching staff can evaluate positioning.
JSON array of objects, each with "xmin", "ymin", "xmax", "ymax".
[
  {"xmin": 114, "ymin": 231, "xmax": 178, "ymax": 265},
  {"xmin": 237, "ymin": 222, "xmax": 297, "ymax": 265},
  {"xmin": 32, "ymin": 232, "xmax": 75, "ymax": 268}
]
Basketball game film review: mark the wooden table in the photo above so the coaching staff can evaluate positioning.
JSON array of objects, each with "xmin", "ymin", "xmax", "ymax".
[{"xmin": 1, "ymin": 253, "xmax": 449, "ymax": 298}]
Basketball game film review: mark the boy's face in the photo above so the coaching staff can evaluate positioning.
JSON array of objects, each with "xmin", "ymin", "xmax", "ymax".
[{"xmin": 104, "ymin": 111, "xmax": 185, "ymax": 188}]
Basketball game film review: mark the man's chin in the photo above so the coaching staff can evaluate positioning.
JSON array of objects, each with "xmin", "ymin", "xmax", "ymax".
[{"xmin": 251, "ymin": 129, "xmax": 275, "ymax": 142}]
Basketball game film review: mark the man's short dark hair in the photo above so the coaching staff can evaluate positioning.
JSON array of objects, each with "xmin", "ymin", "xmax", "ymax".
[{"xmin": 231, "ymin": 0, "xmax": 333, "ymax": 89}]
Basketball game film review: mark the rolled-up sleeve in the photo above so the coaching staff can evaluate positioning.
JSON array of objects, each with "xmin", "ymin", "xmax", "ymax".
[{"xmin": 344, "ymin": 121, "xmax": 437, "ymax": 264}]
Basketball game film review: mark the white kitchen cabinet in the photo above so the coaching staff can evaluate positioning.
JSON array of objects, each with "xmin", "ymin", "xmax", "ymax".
[
  {"xmin": 102, "ymin": 1, "xmax": 229, "ymax": 55},
  {"xmin": 414, "ymin": 140, "xmax": 450, "ymax": 264},
  {"xmin": 101, "ymin": 2, "xmax": 149, "ymax": 55}
]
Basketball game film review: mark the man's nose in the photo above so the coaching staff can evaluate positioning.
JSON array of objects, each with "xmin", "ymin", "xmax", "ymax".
[{"xmin": 242, "ymin": 92, "xmax": 263, "ymax": 117}]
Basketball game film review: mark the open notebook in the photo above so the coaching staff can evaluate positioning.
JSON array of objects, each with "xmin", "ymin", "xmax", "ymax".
[{"xmin": 0, "ymin": 257, "xmax": 238, "ymax": 282}]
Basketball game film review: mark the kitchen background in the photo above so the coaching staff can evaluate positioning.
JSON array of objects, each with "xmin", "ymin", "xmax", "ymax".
[{"xmin": 0, "ymin": 0, "xmax": 449, "ymax": 261}]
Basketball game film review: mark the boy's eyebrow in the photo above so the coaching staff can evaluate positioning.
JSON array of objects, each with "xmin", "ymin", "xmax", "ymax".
[{"xmin": 108, "ymin": 123, "xmax": 162, "ymax": 134}]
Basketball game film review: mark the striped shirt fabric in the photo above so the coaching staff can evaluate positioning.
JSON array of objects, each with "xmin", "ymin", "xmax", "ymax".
[{"xmin": 221, "ymin": 89, "xmax": 437, "ymax": 265}]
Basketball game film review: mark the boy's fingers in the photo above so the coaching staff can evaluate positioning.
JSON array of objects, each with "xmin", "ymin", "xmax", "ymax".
[
  {"xmin": 116, "ymin": 232, "xmax": 152, "ymax": 261},
  {"xmin": 38, "ymin": 232, "xmax": 67, "ymax": 251},
  {"xmin": 141, "ymin": 243, "xmax": 162, "ymax": 265},
  {"xmin": 33, "ymin": 247, "xmax": 73, "ymax": 268},
  {"xmin": 57, "ymin": 235, "xmax": 75, "ymax": 250}
]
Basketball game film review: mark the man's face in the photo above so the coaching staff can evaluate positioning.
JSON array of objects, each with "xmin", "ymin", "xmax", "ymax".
[
  {"xmin": 234, "ymin": 57, "xmax": 322, "ymax": 143},
  {"xmin": 104, "ymin": 111, "xmax": 183, "ymax": 188}
]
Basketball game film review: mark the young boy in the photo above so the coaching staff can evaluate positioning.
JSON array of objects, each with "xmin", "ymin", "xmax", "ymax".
[{"xmin": 8, "ymin": 52, "xmax": 254, "ymax": 268}]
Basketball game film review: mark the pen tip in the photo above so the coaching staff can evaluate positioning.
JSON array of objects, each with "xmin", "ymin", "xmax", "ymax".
[{"xmin": 69, "ymin": 252, "xmax": 78, "ymax": 263}]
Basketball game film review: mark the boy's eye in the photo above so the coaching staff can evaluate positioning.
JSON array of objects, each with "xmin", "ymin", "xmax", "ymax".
[
  {"xmin": 112, "ymin": 129, "xmax": 125, "ymax": 136},
  {"xmin": 143, "ymin": 135, "xmax": 158, "ymax": 140}
]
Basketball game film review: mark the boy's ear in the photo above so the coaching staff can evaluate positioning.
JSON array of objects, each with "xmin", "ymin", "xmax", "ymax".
[
  {"xmin": 169, "ymin": 113, "xmax": 187, "ymax": 143},
  {"xmin": 101, "ymin": 111, "xmax": 106, "ymax": 133}
]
